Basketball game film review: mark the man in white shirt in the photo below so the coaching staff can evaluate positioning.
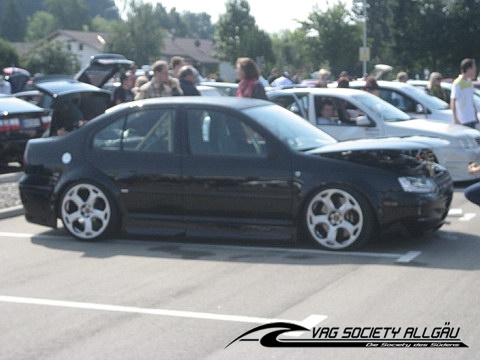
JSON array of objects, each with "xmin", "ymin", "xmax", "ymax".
[
  {"xmin": 451, "ymin": 58, "xmax": 479, "ymax": 129},
  {"xmin": 271, "ymin": 71, "xmax": 293, "ymax": 87}
]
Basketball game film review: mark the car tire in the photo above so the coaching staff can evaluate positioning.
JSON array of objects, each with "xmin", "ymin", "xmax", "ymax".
[
  {"xmin": 60, "ymin": 182, "xmax": 119, "ymax": 241},
  {"xmin": 302, "ymin": 185, "xmax": 375, "ymax": 250}
]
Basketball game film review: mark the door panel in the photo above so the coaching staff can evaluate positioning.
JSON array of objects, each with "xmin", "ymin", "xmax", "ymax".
[
  {"xmin": 182, "ymin": 108, "xmax": 294, "ymax": 229},
  {"xmin": 87, "ymin": 108, "xmax": 183, "ymax": 222}
]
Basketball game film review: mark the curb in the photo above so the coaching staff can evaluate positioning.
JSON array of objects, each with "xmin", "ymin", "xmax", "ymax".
[
  {"xmin": 0, "ymin": 171, "xmax": 23, "ymax": 183},
  {"xmin": 0, "ymin": 205, "xmax": 25, "ymax": 220},
  {"xmin": 0, "ymin": 171, "xmax": 24, "ymax": 219}
]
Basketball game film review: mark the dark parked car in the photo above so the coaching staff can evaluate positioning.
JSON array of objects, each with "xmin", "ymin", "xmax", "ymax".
[
  {"xmin": 19, "ymin": 97, "xmax": 453, "ymax": 250},
  {"xmin": 15, "ymin": 54, "xmax": 134, "ymax": 136},
  {"xmin": 0, "ymin": 94, "xmax": 51, "ymax": 165}
]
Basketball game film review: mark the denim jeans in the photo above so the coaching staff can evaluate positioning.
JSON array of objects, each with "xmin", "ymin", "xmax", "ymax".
[
  {"xmin": 462, "ymin": 122, "xmax": 478, "ymax": 129},
  {"xmin": 465, "ymin": 181, "xmax": 480, "ymax": 206}
]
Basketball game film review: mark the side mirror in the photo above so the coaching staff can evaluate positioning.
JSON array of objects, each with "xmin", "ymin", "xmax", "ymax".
[
  {"xmin": 355, "ymin": 115, "xmax": 370, "ymax": 126},
  {"xmin": 416, "ymin": 103, "xmax": 425, "ymax": 114}
]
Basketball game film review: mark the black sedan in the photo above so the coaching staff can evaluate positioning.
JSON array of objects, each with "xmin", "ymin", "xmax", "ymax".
[
  {"xmin": 19, "ymin": 97, "xmax": 453, "ymax": 250},
  {"xmin": 0, "ymin": 94, "xmax": 51, "ymax": 165}
]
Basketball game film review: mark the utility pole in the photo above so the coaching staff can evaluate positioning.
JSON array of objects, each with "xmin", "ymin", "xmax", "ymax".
[{"xmin": 362, "ymin": 0, "xmax": 368, "ymax": 75}]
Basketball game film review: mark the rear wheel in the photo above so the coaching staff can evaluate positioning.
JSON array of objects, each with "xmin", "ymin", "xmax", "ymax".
[
  {"xmin": 303, "ymin": 186, "xmax": 375, "ymax": 250},
  {"xmin": 60, "ymin": 182, "xmax": 118, "ymax": 241}
]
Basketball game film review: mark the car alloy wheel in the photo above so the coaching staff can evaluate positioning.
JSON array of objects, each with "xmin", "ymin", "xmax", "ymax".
[
  {"xmin": 304, "ymin": 186, "xmax": 373, "ymax": 250},
  {"xmin": 60, "ymin": 182, "xmax": 116, "ymax": 241}
]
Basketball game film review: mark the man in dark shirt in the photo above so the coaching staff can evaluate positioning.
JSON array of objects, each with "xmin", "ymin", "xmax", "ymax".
[
  {"xmin": 113, "ymin": 74, "xmax": 134, "ymax": 105},
  {"xmin": 179, "ymin": 65, "xmax": 200, "ymax": 96}
]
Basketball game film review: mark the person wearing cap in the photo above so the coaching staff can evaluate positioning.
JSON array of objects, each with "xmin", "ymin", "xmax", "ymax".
[{"xmin": 270, "ymin": 71, "xmax": 293, "ymax": 87}]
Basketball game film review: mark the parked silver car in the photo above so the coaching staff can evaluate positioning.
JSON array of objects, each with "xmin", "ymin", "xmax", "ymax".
[
  {"xmin": 348, "ymin": 80, "xmax": 454, "ymax": 123},
  {"xmin": 268, "ymin": 87, "xmax": 480, "ymax": 181}
]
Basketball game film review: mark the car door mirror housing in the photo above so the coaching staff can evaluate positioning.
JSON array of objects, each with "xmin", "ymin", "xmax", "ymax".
[
  {"xmin": 355, "ymin": 115, "xmax": 371, "ymax": 126},
  {"xmin": 416, "ymin": 103, "xmax": 425, "ymax": 114}
]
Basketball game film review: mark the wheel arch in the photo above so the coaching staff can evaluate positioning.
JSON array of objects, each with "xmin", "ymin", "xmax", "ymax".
[{"xmin": 53, "ymin": 166, "xmax": 124, "ymax": 223}]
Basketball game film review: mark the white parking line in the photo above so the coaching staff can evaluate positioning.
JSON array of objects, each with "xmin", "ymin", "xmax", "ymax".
[
  {"xmin": 459, "ymin": 213, "xmax": 476, "ymax": 221},
  {"xmin": 0, "ymin": 295, "xmax": 327, "ymax": 328},
  {"xmin": 448, "ymin": 208, "xmax": 477, "ymax": 222},
  {"xmin": 0, "ymin": 232, "xmax": 421, "ymax": 263}
]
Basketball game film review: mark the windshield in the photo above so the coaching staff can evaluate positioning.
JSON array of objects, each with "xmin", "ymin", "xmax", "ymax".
[
  {"xmin": 352, "ymin": 92, "xmax": 412, "ymax": 122},
  {"xmin": 244, "ymin": 104, "xmax": 336, "ymax": 151},
  {"xmin": 402, "ymin": 83, "xmax": 450, "ymax": 110}
]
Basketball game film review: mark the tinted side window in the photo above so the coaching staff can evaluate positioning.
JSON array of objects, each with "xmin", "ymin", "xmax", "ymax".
[
  {"xmin": 92, "ymin": 109, "xmax": 175, "ymax": 153},
  {"xmin": 186, "ymin": 109, "xmax": 266, "ymax": 157},
  {"xmin": 380, "ymin": 89, "xmax": 415, "ymax": 112}
]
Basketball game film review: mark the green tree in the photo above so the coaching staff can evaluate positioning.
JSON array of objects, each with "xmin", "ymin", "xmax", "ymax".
[
  {"xmin": 271, "ymin": 29, "xmax": 317, "ymax": 77},
  {"xmin": 85, "ymin": 0, "xmax": 119, "ymax": 20},
  {"xmin": 0, "ymin": 0, "xmax": 26, "ymax": 41},
  {"xmin": 25, "ymin": 11, "xmax": 57, "ymax": 42},
  {"xmin": 43, "ymin": 0, "xmax": 90, "ymax": 30},
  {"xmin": 20, "ymin": 40, "xmax": 80, "ymax": 75},
  {"xmin": 182, "ymin": 12, "xmax": 215, "ymax": 40},
  {"xmin": 445, "ymin": 0, "xmax": 480, "ymax": 75},
  {"xmin": 90, "ymin": 16, "xmax": 118, "ymax": 33},
  {"xmin": 353, "ymin": 0, "xmax": 397, "ymax": 70},
  {"xmin": 214, "ymin": 0, "xmax": 274, "ymax": 66},
  {"xmin": 301, "ymin": 3, "xmax": 362, "ymax": 77},
  {"xmin": 0, "ymin": 39, "xmax": 19, "ymax": 68},
  {"xmin": 105, "ymin": 1, "xmax": 164, "ymax": 66}
]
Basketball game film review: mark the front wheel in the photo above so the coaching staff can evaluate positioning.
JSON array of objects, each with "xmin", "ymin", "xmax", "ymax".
[
  {"xmin": 303, "ymin": 186, "xmax": 375, "ymax": 250},
  {"xmin": 60, "ymin": 182, "xmax": 118, "ymax": 241}
]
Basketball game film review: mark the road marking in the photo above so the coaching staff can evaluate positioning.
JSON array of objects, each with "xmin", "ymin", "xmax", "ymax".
[
  {"xmin": 448, "ymin": 208, "xmax": 463, "ymax": 217},
  {"xmin": 0, "ymin": 232, "xmax": 421, "ymax": 263},
  {"xmin": 448, "ymin": 208, "xmax": 477, "ymax": 222},
  {"xmin": 0, "ymin": 295, "xmax": 327, "ymax": 328},
  {"xmin": 459, "ymin": 213, "xmax": 476, "ymax": 221},
  {"xmin": 395, "ymin": 251, "xmax": 422, "ymax": 263}
]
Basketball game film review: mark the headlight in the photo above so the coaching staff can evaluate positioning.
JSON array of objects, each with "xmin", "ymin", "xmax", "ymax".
[
  {"xmin": 458, "ymin": 137, "xmax": 478, "ymax": 149},
  {"xmin": 398, "ymin": 177, "xmax": 437, "ymax": 193}
]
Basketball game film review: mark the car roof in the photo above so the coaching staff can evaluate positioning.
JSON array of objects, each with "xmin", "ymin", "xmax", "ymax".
[
  {"xmin": 0, "ymin": 95, "xmax": 45, "ymax": 114},
  {"xmin": 107, "ymin": 96, "xmax": 272, "ymax": 113},
  {"xmin": 267, "ymin": 87, "xmax": 366, "ymax": 97},
  {"xmin": 350, "ymin": 80, "xmax": 416, "ymax": 89},
  {"xmin": 200, "ymin": 82, "xmax": 238, "ymax": 88},
  {"xmin": 33, "ymin": 78, "xmax": 111, "ymax": 97}
]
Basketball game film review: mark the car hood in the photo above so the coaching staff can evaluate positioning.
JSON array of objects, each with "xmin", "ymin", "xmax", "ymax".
[
  {"xmin": 392, "ymin": 119, "xmax": 480, "ymax": 138},
  {"xmin": 309, "ymin": 136, "xmax": 447, "ymax": 173},
  {"xmin": 310, "ymin": 135, "xmax": 449, "ymax": 154}
]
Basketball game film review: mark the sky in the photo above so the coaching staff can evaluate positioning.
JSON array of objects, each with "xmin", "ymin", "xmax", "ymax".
[{"xmin": 115, "ymin": 0, "xmax": 352, "ymax": 34}]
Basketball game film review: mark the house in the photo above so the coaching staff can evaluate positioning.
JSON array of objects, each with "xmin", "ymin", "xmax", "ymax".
[
  {"xmin": 45, "ymin": 29, "xmax": 108, "ymax": 68},
  {"xmin": 43, "ymin": 29, "xmax": 234, "ymax": 80},
  {"xmin": 161, "ymin": 36, "xmax": 224, "ymax": 80}
]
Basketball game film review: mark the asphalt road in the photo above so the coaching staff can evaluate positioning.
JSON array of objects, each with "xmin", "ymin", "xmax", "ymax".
[{"xmin": 0, "ymin": 188, "xmax": 478, "ymax": 360}]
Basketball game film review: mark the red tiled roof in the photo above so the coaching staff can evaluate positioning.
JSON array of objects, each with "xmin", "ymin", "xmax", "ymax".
[{"xmin": 162, "ymin": 37, "xmax": 220, "ymax": 64}]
